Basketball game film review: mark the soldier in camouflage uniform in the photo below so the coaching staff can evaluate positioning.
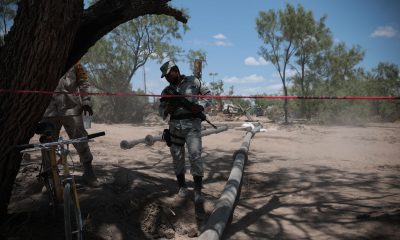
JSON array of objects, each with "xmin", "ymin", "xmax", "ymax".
[
  {"xmin": 159, "ymin": 61, "xmax": 212, "ymax": 203},
  {"xmin": 42, "ymin": 62, "xmax": 99, "ymax": 187}
]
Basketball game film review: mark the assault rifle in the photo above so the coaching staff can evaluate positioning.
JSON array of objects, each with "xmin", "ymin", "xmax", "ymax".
[{"xmin": 160, "ymin": 87, "xmax": 217, "ymax": 129}]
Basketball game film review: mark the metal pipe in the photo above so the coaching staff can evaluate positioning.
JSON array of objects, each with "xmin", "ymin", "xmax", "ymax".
[
  {"xmin": 120, "ymin": 125, "xmax": 229, "ymax": 149},
  {"xmin": 120, "ymin": 137, "xmax": 147, "ymax": 149},
  {"xmin": 199, "ymin": 125, "xmax": 261, "ymax": 240},
  {"xmin": 201, "ymin": 125, "xmax": 228, "ymax": 137}
]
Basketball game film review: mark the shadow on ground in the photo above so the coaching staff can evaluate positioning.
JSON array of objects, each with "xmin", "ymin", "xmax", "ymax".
[
  {"xmin": 222, "ymin": 162, "xmax": 400, "ymax": 240},
  {"xmin": 2, "ymin": 139, "xmax": 399, "ymax": 239},
  {"xmin": 1, "ymin": 148, "xmax": 236, "ymax": 240}
]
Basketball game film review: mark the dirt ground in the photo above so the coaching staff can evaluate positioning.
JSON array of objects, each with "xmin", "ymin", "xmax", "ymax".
[{"xmin": 1, "ymin": 117, "xmax": 400, "ymax": 240}]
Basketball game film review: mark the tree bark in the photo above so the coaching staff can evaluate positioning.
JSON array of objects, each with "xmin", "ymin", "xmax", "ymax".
[
  {"xmin": 300, "ymin": 61, "xmax": 307, "ymax": 119},
  {"xmin": 283, "ymin": 85, "xmax": 289, "ymax": 124},
  {"xmin": 0, "ymin": 0, "xmax": 186, "ymax": 219}
]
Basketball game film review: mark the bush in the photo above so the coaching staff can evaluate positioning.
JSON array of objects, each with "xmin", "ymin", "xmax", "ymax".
[{"xmin": 92, "ymin": 90, "xmax": 151, "ymax": 123}]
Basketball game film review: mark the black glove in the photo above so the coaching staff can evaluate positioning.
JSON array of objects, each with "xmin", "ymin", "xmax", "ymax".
[{"xmin": 82, "ymin": 105, "xmax": 93, "ymax": 116}]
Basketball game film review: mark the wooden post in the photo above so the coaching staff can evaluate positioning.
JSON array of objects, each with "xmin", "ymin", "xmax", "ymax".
[
  {"xmin": 194, "ymin": 59, "xmax": 202, "ymax": 80},
  {"xmin": 120, "ymin": 125, "xmax": 228, "ymax": 149}
]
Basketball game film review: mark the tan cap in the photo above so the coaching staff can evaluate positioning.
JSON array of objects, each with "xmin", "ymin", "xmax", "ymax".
[{"xmin": 160, "ymin": 60, "xmax": 177, "ymax": 78}]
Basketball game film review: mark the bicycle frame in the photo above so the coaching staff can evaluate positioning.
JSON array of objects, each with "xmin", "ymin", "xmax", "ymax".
[
  {"xmin": 40, "ymin": 146, "xmax": 63, "ymax": 203},
  {"xmin": 57, "ymin": 141, "xmax": 83, "ymax": 229},
  {"xmin": 18, "ymin": 131, "xmax": 105, "ymax": 240}
]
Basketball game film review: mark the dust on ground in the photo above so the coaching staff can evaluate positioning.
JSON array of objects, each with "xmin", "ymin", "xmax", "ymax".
[{"xmin": 1, "ymin": 118, "xmax": 400, "ymax": 240}]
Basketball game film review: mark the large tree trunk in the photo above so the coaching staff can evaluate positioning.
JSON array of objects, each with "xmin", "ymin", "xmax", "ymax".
[
  {"xmin": 0, "ymin": 0, "xmax": 83, "ymax": 219},
  {"xmin": 283, "ymin": 85, "xmax": 289, "ymax": 124},
  {"xmin": 0, "ymin": 0, "xmax": 186, "ymax": 219},
  {"xmin": 300, "ymin": 63, "xmax": 306, "ymax": 119}
]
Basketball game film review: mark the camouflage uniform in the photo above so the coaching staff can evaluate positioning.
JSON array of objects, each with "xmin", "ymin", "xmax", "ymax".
[
  {"xmin": 42, "ymin": 63, "xmax": 93, "ymax": 164},
  {"xmin": 159, "ymin": 75, "xmax": 212, "ymax": 177}
]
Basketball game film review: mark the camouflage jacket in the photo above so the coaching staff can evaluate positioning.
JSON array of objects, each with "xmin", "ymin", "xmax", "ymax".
[
  {"xmin": 43, "ymin": 63, "xmax": 91, "ymax": 117},
  {"xmin": 159, "ymin": 75, "xmax": 212, "ymax": 122}
]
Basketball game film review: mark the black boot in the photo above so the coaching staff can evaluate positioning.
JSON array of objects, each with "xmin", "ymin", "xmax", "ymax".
[
  {"xmin": 193, "ymin": 176, "xmax": 204, "ymax": 203},
  {"xmin": 82, "ymin": 162, "xmax": 100, "ymax": 187},
  {"xmin": 176, "ymin": 174, "xmax": 187, "ymax": 188},
  {"xmin": 193, "ymin": 176, "xmax": 202, "ymax": 191},
  {"xmin": 176, "ymin": 174, "xmax": 188, "ymax": 198}
]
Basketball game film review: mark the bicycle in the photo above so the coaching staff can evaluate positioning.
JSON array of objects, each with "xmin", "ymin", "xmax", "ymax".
[{"xmin": 17, "ymin": 125, "xmax": 105, "ymax": 240}]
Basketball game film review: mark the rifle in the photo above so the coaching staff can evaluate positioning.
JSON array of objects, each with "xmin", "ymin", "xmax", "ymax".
[{"xmin": 161, "ymin": 87, "xmax": 217, "ymax": 129}]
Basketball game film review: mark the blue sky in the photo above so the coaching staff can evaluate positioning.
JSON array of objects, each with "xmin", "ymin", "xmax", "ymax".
[{"xmin": 97, "ymin": 0, "xmax": 400, "ymax": 96}]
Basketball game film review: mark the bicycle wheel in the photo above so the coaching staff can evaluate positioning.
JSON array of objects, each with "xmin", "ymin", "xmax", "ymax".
[{"xmin": 64, "ymin": 183, "xmax": 83, "ymax": 240}]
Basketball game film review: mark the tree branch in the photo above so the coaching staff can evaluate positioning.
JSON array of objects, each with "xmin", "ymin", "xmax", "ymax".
[{"xmin": 67, "ymin": 0, "xmax": 187, "ymax": 70}]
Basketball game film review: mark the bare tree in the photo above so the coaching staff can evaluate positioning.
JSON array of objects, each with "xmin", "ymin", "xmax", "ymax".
[{"xmin": 0, "ymin": 0, "xmax": 187, "ymax": 218}]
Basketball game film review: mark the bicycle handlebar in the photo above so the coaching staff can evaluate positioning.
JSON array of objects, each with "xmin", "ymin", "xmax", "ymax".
[
  {"xmin": 87, "ymin": 131, "xmax": 105, "ymax": 139},
  {"xmin": 16, "ymin": 131, "xmax": 106, "ymax": 152},
  {"xmin": 16, "ymin": 143, "xmax": 35, "ymax": 150}
]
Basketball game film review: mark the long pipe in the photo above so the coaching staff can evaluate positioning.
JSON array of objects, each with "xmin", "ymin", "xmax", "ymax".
[
  {"xmin": 199, "ymin": 125, "xmax": 262, "ymax": 240},
  {"xmin": 120, "ymin": 125, "xmax": 229, "ymax": 149}
]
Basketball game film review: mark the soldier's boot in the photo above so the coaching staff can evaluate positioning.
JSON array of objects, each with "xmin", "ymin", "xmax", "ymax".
[
  {"xmin": 193, "ymin": 176, "xmax": 204, "ymax": 204},
  {"xmin": 82, "ymin": 161, "xmax": 100, "ymax": 188},
  {"xmin": 193, "ymin": 175, "xmax": 205, "ymax": 220},
  {"xmin": 177, "ymin": 174, "xmax": 188, "ymax": 198}
]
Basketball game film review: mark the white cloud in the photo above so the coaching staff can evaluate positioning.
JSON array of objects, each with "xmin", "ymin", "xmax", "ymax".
[
  {"xmin": 244, "ymin": 57, "xmax": 259, "ymax": 66},
  {"xmin": 211, "ymin": 33, "xmax": 232, "ymax": 47},
  {"xmin": 223, "ymin": 74, "xmax": 265, "ymax": 84},
  {"xmin": 244, "ymin": 57, "xmax": 269, "ymax": 66},
  {"xmin": 214, "ymin": 40, "xmax": 227, "ymax": 46},
  {"xmin": 272, "ymin": 69, "xmax": 297, "ymax": 79},
  {"xmin": 370, "ymin": 26, "xmax": 398, "ymax": 38},
  {"xmin": 240, "ymin": 84, "xmax": 283, "ymax": 95},
  {"xmin": 244, "ymin": 74, "xmax": 265, "ymax": 83},
  {"xmin": 258, "ymin": 57, "xmax": 268, "ymax": 65},
  {"xmin": 213, "ymin": 33, "xmax": 227, "ymax": 40},
  {"xmin": 223, "ymin": 76, "xmax": 240, "ymax": 83},
  {"xmin": 213, "ymin": 40, "xmax": 233, "ymax": 47},
  {"xmin": 190, "ymin": 38, "xmax": 233, "ymax": 47}
]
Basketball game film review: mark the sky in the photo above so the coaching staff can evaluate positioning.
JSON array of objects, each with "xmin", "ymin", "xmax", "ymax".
[{"xmin": 95, "ymin": 0, "xmax": 400, "ymax": 96}]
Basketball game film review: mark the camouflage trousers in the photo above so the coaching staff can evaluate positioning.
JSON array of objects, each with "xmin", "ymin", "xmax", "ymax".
[
  {"xmin": 42, "ymin": 115, "xmax": 93, "ymax": 164},
  {"xmin": 168, "ymin": 118, "xmax": 203, "ymax": 177}
]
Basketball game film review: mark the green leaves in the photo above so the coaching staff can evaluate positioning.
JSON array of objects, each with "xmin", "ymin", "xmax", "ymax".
[
  {"xmin": 254, "ymin": 3, "xmax": 398, "ymax": 123},
  {"xmin": 82, "ymin": 13, "xmax": 188, "ymax": 123}
]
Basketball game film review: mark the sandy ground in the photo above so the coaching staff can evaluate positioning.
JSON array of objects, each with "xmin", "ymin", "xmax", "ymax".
[{"xmin": 2, "ymin": 118, "xmax": 400, "ymax": 240}]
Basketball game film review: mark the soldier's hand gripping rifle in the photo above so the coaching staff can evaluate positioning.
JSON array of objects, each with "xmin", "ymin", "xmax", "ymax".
[{"xmin": 160, "ymin": 87, "xmax": 217, "ymax": 129}]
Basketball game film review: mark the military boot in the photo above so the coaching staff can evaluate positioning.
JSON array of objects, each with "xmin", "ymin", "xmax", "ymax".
[
  {"xmin": 176, "ymin": 174, "xmax": 188, "ymax": 198},
  {"xmin": 82, "ymin": 161, "xmax": 100, "ymax": 187},
  {"xmin": 193, "ymin": 175, "xmax": 206, "ymax": 220},
  {"xmin": 193, "ymin": 176, "xmax": 204, "ymax": 204}
]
